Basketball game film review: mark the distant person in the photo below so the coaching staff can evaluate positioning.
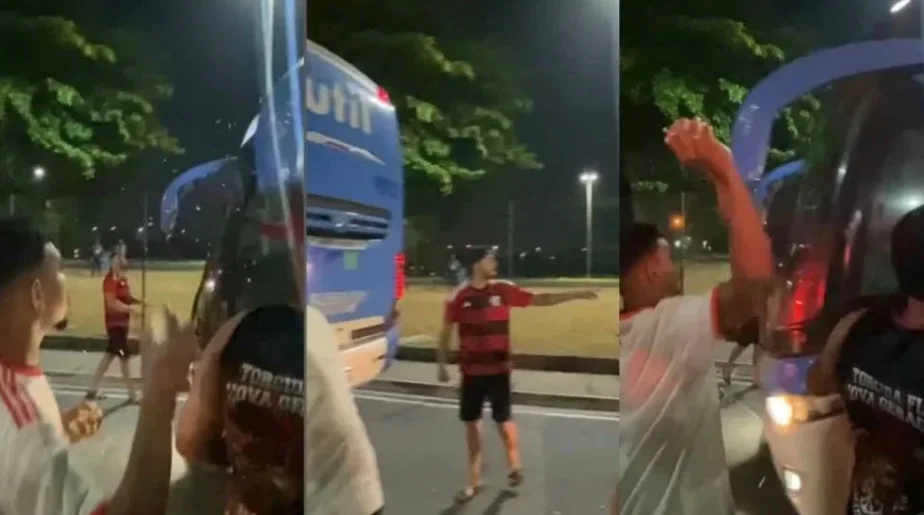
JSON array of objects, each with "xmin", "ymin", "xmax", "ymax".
[
  {"xmin": 86, "ymin": 251, "xmax": 142, "ymax": 402},
  {"xmin": 90, "ymin": 240, "xmax": 103, "ymax": 277},
  {"xmin": 0, "ymin": 216, "xmax": 197, "ymax": 515},
  {"xmin": 448, "ymin": 254, "xmax": 466, "ymax": 286},
  {"xmin": 437, "ymin": 247, "xmax": 598, "ymax": 503},
  {"xmin": 616, "ymin": 119, "xmax": 773, "ymax": 515},
  {"xmin": 720, "ymin": 318, "xmax": 761, "ymax": 388},
  {"xmin": 176, "ymin": 250, "xmax": 383, "ymax": 515},
  {"xmin": 116, "ymin": 238, "xmax": 128, "ymax": 260}
]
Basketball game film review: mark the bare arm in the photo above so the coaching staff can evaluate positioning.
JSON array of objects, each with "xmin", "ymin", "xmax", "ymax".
[
  {"xmin": 667, "ymin": 119, "xmax": 772, "ymax": 281},
  {"xmin": 712, "ymin": 278, "xmax": 775, "ymax": 341},
  {"xmin": 176, "ymin": 312, "xmax": 246, "ymax": 462},
  {"xmin": 105, "ymin": 293, "xmax": 134, "ymax": 314},
  {"xmin": 107, "ymin": 318, "xmax": 198, "ymax": 515},
  {"xmin": 107, "ymin": 384, "xmax": 177, "ymax": 515},
  {"xmin": 806, "ymin": 309, "xmax": 868, "ymax": 395},
  {"xmin": 437, "ymin": 320, "xmax": 453, "ymax": 366},
  {"xmin": 714, "ymin": 171, "xmax": 773, "ymax": 280},
  {"xmin": 531, "ymin": 290, "xmax": 595, "ymax": 306}
]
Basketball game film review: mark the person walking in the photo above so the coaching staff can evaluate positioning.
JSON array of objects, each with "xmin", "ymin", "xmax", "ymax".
[
  {"xmin": 437, "ymin": 247, "xmax": 598, "ymax": 503},
  {"xmin": 90, "ymin": 239, "xmax": 103, "ymax": 277},
  {"xmin": 86, "ymin": 251, "xmax": 142, "ymax": 402}
]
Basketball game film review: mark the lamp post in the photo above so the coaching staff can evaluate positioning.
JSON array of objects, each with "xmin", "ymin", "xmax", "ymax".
[{"xmin": 579, "ymin": 170, "xmax": 599, "ymax": 277}]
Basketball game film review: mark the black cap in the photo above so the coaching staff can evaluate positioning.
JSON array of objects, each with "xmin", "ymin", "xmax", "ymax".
[
  {"xmin": 619, "ymin": 222, "xmax": 663, "ymax": 277},
  {"xmin": 891, "ymin": 204, "xmax": 924, "ymax": 300}
]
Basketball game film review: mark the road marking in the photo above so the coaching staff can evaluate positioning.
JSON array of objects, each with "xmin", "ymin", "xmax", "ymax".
[
  {"xmin": 51, "ymin": 382, "xmax": 617, "ymax": 421},
  {"xmin": 51, "ymin": 385, "xmax": 188, "ymax": 403},
  {"xmin": 354, "ymin": 390, "xmax": 619, "ymax": 421}
]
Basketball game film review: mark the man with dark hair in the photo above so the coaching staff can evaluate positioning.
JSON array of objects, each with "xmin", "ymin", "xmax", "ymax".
[
  {"xmin": 86, "ymin": 251, "xmax": 143, "ymax": 401},
  {"xmin": 437, "ymin": 246, "xmax": 598, "ymax": 503},
  {"xmin": 0, "ymin": 217, "xmax": 197, "ymax": 515},
  {"xmin": 615, "ymin": 119, "xmax": 773, "ymax": 515},
  {"xmin": 806, "ymin": 203, "xmax": 924, "ymax": 514}
]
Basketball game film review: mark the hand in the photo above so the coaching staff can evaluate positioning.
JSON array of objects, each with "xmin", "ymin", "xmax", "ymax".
[
  {"xmin": 577, "ymin": 289, "xmax": 599, "ymax": 300},
  {"xmin": 61, "ymin": 401, "xmax": 103, "ymax": 443},
  {"xmin": 664, "ymin": 118, "xmax": 735, "ymax": 185},
  {"xmin": 437, "ymin": 365, "xmax": 450, "ymax": 384},
  {"xmin": 143, "ymin": 306, "xmax": 198, "ymax": 396}
]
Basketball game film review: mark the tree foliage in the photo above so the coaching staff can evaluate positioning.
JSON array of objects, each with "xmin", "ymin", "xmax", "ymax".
[
  {"xmin": 621, "ymin": 0, "xmax": 819, "ymax": 195},
  {"xmin": 309, "ymin": 0, "xmax": 541, "ymax": 212},
  {"xmin": 0, "ymin": 2, "xmax": 182, "ymax": 199}
]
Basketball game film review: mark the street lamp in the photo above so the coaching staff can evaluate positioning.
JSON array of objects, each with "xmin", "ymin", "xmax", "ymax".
[
  {"xmin": 891, "ymin": 0, "xmax": 912, "ymax": 13},
  {"xmin": 579, "ymin": 170, "xmax": 599, "ymax": 277},
  {"xmin": 33, "ymin": 166, "xmax": 45, "ymax": 181}
]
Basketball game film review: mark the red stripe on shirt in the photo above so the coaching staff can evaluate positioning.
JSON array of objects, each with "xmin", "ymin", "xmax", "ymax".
[{"xmin": 0, "ymin": 367, "xmax": 39, "ymax": 428}]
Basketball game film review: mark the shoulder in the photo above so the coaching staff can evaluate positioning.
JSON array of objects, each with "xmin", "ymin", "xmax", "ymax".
[
  {"xmin": 489, "ymin": 279, "xmax": 517, "ymax": 289},
  {"xmin": 447, "ymin": 282, "xmax": 471, "ymax": 302},
  {"xmin": 619, "ymin": 294, "xmax": 714, "ymax": 335},
  {"xmin": 0, "ymin": 366, "xmax": 42, "ymax": 430}
]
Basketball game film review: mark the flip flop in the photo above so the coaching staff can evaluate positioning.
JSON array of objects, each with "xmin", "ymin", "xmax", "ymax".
[
  {"xmin": 454, "ymin": 484, "xmax": 483, "ymax": 504},
  {"xmin": 508, "ymin": 469, "xmax": 524, "ymax": 487}
]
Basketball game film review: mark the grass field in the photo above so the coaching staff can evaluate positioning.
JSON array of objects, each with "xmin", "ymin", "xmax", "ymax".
[{"xmin": 61, "ymin": 261, "xmax": 730, "ymax": 358}]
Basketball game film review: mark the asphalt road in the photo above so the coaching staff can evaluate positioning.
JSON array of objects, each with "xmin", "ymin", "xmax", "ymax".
[
  {"xmin": 48, "ymin": 379, "xmax": 794, "ymax": 515},
  {"xmin": 357, "ymin": 389, "xmax": 618, "ymax": 515}
]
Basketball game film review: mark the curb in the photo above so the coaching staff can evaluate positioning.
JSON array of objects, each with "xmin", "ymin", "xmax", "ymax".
[
  {"xmin": 43, "ymin": 335, "xmax": 755, "ymax": 380},
  {"xmin": 361, "ymin": 379, "xmax": 619, "ymax": 412},
  {"xmin": 44, "ymin": 334, "xmax": 622, "ymax": 375}
]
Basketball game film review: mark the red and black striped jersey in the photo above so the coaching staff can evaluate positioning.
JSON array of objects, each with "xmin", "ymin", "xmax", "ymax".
[{"xmin": 444, "ymin": 280, "xmax": 534, "ymax": 376}]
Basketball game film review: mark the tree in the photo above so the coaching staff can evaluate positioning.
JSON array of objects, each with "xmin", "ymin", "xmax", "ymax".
[
  {"xmin": 309, "ymin": 0, "xmax": 541, "ymax": 216},
  {"xmin": 621, "ymin": 0, "xmax": 818, "ymax": 195},
  {"xmin": 620, "ymin": 0, "xmax": 820, "ymax": 249},
  {"xmin": 0, "ymin": 2, "xmax": 182, "ymax": 204}
]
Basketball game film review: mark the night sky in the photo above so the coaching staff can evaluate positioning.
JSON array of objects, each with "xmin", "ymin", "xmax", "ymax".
[{"xmin": 111, "ymin": 0, "xmax": 617, "ymax": 261}]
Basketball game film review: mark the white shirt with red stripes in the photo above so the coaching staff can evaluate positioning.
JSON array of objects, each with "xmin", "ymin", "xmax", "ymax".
[
  {"xmin": 617, "ymin": 291, "xmax": 735, "ymax": 515},
  {"xmin": 0, "ymin": 362, "xmax": 109, "ymax": 515}
]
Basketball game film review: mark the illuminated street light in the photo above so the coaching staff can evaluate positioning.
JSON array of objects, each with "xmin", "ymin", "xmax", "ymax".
[
  {"xmin": 891, "ymin": 0, "xmax": 912, "ymax": 14},
  {"xmin": 669, "ymin": 214, "xmax": 685, "ymax": 231},
  {"xmin": 579, "ymin": 170, "xmax": 599, "ymax": 277},
  {"xmin": 33, "ymin": 166, "xmax": 45, "ymax": 180}
]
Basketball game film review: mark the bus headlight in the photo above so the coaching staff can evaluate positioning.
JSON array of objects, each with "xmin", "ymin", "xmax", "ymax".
[
  {"xmin": 766, "ymin": 394, "xmax": 810, "ymax": 426},
  {"xmin": 782, "ymin": 468, "xmax": 803, "ymax": 493}
]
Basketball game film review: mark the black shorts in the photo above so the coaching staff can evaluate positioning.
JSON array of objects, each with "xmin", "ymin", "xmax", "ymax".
[
  {"xmin": 105, "ymin": 326, "xmax": 131, "ymax": 358},
  {"xmin": 459, "ymin": 372, "xmax": 512, "ymax": 423}
]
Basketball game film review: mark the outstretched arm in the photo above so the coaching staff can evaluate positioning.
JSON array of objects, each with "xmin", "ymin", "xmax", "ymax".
[
  {"xmin": 531, "ymin": 290, "xmax": 597, "ymax": 306},
  {"xmin": 497, "ymin": 281, "xmax": 597, "ymax": 307}
]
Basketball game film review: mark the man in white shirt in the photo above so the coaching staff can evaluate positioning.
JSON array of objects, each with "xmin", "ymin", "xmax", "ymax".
[
  {"xmin": 0, "ymin": 217, "xmax": 197, "ymax": 515},
  {"xmin": 615, "ymin": 119, "xmax": 774, "ymax": 515}
]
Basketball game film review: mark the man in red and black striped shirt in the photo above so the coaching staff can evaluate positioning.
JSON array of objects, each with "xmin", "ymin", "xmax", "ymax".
[{"xmin": 437, "ymin": 247, "xmax": 598, "ymax": 503}]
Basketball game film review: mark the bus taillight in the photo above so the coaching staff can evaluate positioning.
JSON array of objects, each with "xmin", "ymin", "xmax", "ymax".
[
  {"xmin": 395, "ymin": 252, "xmax": 406, "ymax": 300},
  {"xmin": 377, "ymin": 86, "xmax": 392, "ymax": 105}
]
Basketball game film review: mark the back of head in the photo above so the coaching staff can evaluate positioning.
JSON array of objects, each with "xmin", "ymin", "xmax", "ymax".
[
  {"xmin": 220, "ymin": 304, "xmax": 304, "ymax": 514},
  {"xmin": 619, "ymin": 222, "xmax": 663, "ymax": 279},
  {"xmin": 0, "ymin": 217, "xmax": 49, "ymax": 296},
  {"xmin": 891, "ymin": 204, "xmax": 924, "ymax": 301}
]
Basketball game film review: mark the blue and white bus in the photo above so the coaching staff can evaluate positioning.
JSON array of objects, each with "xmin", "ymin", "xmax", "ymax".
[{"xmin": 161, "ymin": 40, "xmax": 405, "ymax": 387}]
